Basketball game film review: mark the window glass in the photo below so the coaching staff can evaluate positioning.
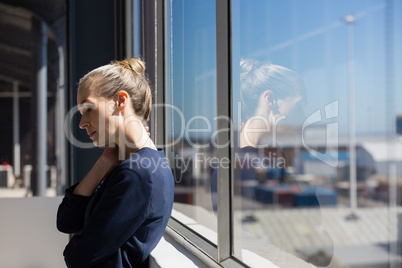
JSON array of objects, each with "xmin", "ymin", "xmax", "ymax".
[
  {"xmin": 0, "ymin": 5, "xmax": 65, "ymax": 198},
  {"xmin": 232, "ymin": 0, "xmax": 402, "ymax": 267},
  {"xmin": 165, "ymin": 0, "xmax": 218, "ymax": 242}
]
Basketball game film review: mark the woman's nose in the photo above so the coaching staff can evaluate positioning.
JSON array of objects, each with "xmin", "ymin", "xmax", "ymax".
[{"xmin": 79, "ymin": 115, "xmax": 89, "ymax": 129}]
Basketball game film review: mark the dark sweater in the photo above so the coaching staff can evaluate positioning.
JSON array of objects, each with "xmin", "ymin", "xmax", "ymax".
[{"xmin": 57, "ymin": 148, "xmax": 174, "ymax": 268}]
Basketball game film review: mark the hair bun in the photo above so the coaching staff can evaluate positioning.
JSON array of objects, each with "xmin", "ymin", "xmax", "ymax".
[{"xmin": 113, "ymin": 58, "xmax": 146, "ymax": 75}]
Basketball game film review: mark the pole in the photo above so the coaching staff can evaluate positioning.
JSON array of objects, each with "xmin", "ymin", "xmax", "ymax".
[
  {"xmin": 345, "ymin": 15, "xmax": 358, "ymax": 219},
  {"xmin": 36, "ymin": 21, "xmax": 48, "ymax": 196},
  {"xmin": 13, "ymin": 81, "xmax": 21, "ymax": 180}
]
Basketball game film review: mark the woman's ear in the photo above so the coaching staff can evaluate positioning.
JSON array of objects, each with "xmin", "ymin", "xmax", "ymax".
[
  {"xmin": 116, "ymin": 91, "xmax": 129, "ymax": 111},
  {"xmin": 263, "ymin": 90, "xmax": 273, "ymax": 106}
]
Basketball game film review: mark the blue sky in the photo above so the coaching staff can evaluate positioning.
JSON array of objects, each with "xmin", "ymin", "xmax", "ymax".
[{"xmin": 166, "ymin": 0, "xmax": 402, "ymax": 138}]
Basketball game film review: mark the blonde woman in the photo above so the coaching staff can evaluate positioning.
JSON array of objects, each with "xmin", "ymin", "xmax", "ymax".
[{"xmin": 57, "ymin": 58, "xmax": 174, "ymax": 268}]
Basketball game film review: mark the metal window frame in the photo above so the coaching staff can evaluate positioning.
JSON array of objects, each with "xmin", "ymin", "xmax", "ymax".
[
  {"xmin": 124, "ymin": 0, "xmax": 133, "ymax": 58},
  {"xmin": 155, "ymin": 0, "xmax": 166, "ymax": 147},
  {"xmin": 141, "ymin": 0, "xmax": 165, "ymax": 147},
  {"xmin": 123, "ymin": 0, "xmax": 141, "ymax": 59},
  {"xmin": 215, "ymin": 0, "xmax": 234, "ymax": 262}
]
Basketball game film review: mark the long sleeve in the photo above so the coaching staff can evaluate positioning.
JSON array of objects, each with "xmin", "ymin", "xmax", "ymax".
[
  {"xmin": 57, "ymin": 183, "xmax": 91, "ymax": 234},
  {"xmin": 63, "ymin": 167, "xmax": 153, "ymax": 268}
]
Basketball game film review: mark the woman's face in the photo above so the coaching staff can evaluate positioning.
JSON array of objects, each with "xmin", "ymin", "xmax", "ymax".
[
  {"xmin": 276, "ymin": 94, "xmax": 305, "ymax": 125},
  {"xmin": 77, "ymin": 82, "xmax": 118, "ymax": 147}
]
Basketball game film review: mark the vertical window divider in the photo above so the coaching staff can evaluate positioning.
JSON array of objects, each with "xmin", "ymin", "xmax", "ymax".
[
  {"xmin": 156, "ymin": 0, "xmax": 166, "ymax": 148},
  {"xmin": 216, "ymin": 0, "xmax": 233, "ymax": 262},
  {"xmin": 124, "ymin": 0, "xmax": 133, "ymax": 58},
  {"xmin": 132, "ymin": 0, "xmax": 142, "ymax": 57}
]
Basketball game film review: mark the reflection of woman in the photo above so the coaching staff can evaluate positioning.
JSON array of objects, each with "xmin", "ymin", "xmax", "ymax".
[
  {"xmin": 212, "ymin": 59, "xmax": 333, "ymax": 266},
  {"xmin": 235, "ymin": 59, "xmax": 307, "ymax": 193},
  {"xmin": 212, "ymin": 59, "xmax": 307, "ymax": 205},
  {"xmin": 239, "ymin": 58, "xmax": 306, "ymax": 148},
  {"xmin": 57, "ymin": 58, "xmax": 174, "ymax": 267}
]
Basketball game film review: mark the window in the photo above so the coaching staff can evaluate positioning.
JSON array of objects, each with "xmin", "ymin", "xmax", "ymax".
[
  {"xmin": 0, "ymin": 2, "xmax": 67, "ymax": 198},
  {"xmin": 231, "ymin": 1, "xmax": 402, "ymax": 266},
  {"xmin": 159, "ymin": 0, "xmax": 402, "ymax": 267},
  {"xmin": 165, "ymin": 0, "xmax": 218, "ymax": 243}
]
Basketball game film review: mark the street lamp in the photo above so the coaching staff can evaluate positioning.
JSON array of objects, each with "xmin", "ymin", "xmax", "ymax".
[{"xmin": 344, "ymin": 15, "xmax": 358, "ymax": 220}]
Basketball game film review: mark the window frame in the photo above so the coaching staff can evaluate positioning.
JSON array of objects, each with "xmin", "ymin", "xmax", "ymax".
[{"xmin": 215, "ymin": 0, "xmax": 235, "ymax": 262}]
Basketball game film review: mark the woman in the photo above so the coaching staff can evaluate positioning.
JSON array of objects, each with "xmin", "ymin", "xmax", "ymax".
[{"xmin": 57, "ymin": 58, "xmax": 174, "ymax": 268}]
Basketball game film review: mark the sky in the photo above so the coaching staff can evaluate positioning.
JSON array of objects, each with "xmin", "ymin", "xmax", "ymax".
[{"xmin": 166, "ymin": 0, "xmax": 402, "ymax": 139}]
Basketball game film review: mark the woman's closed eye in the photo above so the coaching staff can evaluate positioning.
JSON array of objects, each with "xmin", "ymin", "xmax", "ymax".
[{"xmin": 79, "ymin": 103, "xmax": 96, "ymax": 115}]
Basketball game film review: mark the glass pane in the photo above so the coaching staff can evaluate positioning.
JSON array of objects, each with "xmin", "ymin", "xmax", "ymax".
[
  {"xmin": 0, "ymin": 4, "xmax": 65, "ymax": 198},
  {"xmin": 165, "ymin": 0, "xmax": 218, "ymax": 243},
  {"xmin": 0, "ymin": 2, "xmax": 67, "ymax": 268},
  {"xmin": 232, "ymin": 0, "xmax": 402, "ymax": 267}
]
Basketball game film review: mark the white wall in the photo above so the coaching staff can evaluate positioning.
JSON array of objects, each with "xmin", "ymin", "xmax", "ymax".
[{"xmin": 0, "ymin": 196, "xmax": 68, "ymax": 268}]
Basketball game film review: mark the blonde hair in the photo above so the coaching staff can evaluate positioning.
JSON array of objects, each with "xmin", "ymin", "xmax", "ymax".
[
  {"xmin": 240, "ymin": 58, "xmax": 306, "ymax": 122},
  {"xmin": 78, "ymin": 58, "xmax": 152, "ymax": 122}
]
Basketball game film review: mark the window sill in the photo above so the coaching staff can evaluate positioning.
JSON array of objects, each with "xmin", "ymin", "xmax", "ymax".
[{"xmin": 150, "ymin": 208, "xmax": 316, "ymax": 268}]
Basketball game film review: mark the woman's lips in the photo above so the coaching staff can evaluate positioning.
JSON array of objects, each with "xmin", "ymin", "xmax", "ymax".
[{"xmin": 88, "ymin": 131, "xmax": 96, "ymax": 138}]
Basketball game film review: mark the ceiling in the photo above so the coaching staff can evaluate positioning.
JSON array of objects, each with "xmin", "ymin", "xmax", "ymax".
[{"xmin": 0, "ymin": 0, "xmax": 65, "ymax": 92}]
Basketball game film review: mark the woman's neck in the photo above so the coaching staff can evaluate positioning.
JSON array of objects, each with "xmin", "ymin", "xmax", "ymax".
[
  {"xmin": 239, "ymin": 115, "xmax": 274, "ymax": 148},
  {"xmin": 116, "ymin": 117, "xmax": 157, "ymax": 159}
]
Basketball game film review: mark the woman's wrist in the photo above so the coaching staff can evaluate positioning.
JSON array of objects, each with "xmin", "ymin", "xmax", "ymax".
[
  {"xmin": 100, "ymin": 146, "xmax": 120, "ymax": 166},
  {"xmin": 72, "ymin": 155, "xmax": 118, "ymax": 197},
  {"xmin": 95, "ymin": 157, "xmax": 116, "ymax": 177}
]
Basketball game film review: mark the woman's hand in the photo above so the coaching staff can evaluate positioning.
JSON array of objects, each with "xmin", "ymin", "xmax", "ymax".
[
  {"xmin": 144, "ymin": 126, "xmax": 150, "ymax": 136},
  {"xmin": 73, "ymin": 144, "xmax": 120, "ymax": 197},
  {"xmin": 100, "ymin": 144, "xmax": 120, "ymax": 167}
]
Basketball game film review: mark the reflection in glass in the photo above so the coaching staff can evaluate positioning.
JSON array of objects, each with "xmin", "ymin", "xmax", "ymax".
[
  {"xmin": 232, "ymin": 0, "xmax": 402, "ymax": 267},
  {"xmin": 165, "ymin": 0, "xmax": 218, "ymax": 242}
]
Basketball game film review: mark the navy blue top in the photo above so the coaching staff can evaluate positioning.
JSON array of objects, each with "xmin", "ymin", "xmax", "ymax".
[{"xmin": 57, "ymin": 148, "xmax": 174, "ymax": 268}]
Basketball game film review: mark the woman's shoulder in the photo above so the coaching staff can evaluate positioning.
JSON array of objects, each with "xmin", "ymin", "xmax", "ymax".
[
  {"xmin": 125, "ymin": 148, "xmax": 167, "ymax": 168},
  {"xmin": 102, "ymin": 162, "xmax": 152, "ymax": 194},
  {"xmin": 112, "ymin": 148, "xmax": 169, "ymax": 178},
  {"xmin": 103, "ymin": 148, "xmax": 173, "ymax": 194}
]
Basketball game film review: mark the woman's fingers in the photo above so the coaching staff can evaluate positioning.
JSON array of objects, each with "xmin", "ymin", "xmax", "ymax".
[{"xmin": 144, "ymin": 126, "xmax": 150, "ymax": 136}]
